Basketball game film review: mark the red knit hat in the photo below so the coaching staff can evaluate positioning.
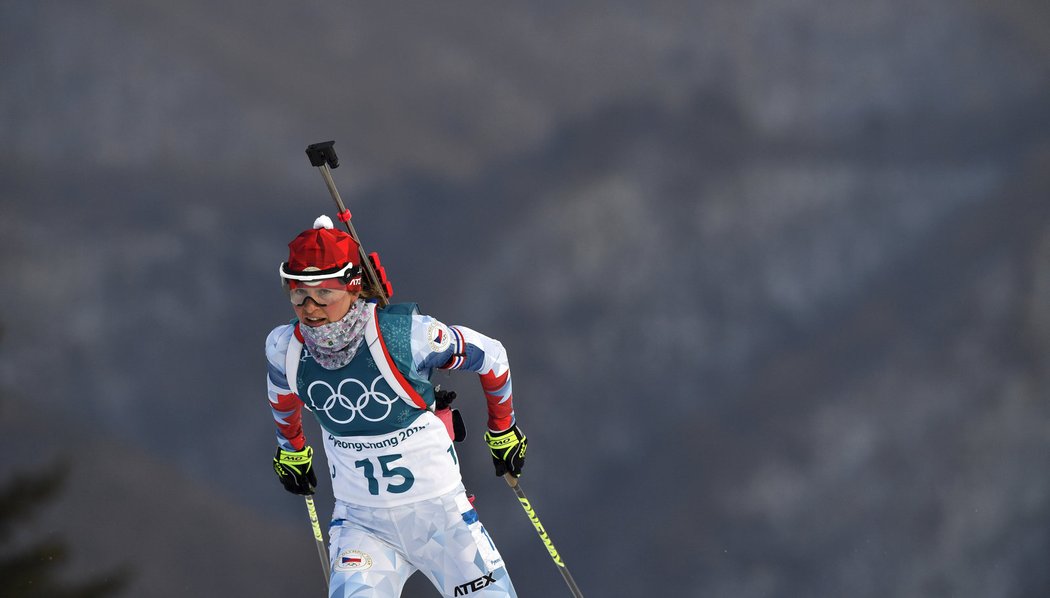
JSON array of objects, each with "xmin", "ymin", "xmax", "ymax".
[{"xmin": 279, "ymin": 215, "xmax": 362, "ymax": 290}]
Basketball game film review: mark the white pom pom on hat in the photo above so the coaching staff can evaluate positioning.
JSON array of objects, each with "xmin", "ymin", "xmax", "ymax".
[{"xmin": 313, "ymin": 214, "xmax": 334, "ymax": 230}]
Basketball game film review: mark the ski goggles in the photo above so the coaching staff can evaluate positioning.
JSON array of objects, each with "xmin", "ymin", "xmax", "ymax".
[{"xmin": 286, "ymin": 285, "xmax": 352, "ymax": 307}]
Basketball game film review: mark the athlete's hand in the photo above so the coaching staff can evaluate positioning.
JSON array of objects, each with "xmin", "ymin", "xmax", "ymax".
[
  {"xmin": 484, "ymin": 424, "xmax": 527, "ymax": 477},
  {"xmin": 273, "ymin": 446, "xmax": 317, "ymax": 495}
]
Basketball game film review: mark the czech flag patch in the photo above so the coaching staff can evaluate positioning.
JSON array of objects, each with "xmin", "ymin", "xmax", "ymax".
[{"xmin": 334, "ymin": 549, "xmax": 373, "ymax": 572}]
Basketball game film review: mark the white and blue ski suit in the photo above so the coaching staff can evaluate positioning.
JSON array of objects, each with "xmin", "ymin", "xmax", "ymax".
[{"xmin": 266, "ymin": 302, "xmax": 518, "ymax": 597}]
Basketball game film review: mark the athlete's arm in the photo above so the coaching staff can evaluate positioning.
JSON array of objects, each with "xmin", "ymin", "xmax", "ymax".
[
  {"xmin": 410, "ymin": 316, "xmax": 515, "ymax": 432},
  {"xmin": 266, "ymin": 324, "xmax": 307, "ymax": 451}
]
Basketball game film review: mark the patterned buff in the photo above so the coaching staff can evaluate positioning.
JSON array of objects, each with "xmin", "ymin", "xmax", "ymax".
[{"xmin": 300, "ymin": 299, "xmax": 370, "ymax": 370}]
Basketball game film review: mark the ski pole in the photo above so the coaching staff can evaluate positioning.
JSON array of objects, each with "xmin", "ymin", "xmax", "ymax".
[
  {"xmin": 305, "ymin": 495, "xmax": 330, "ymax": 587},
  {"xmin": 503, "ymin": 474, "xmax": 585, "ymax": 598},
  {"xmin": 305, "ymin": 140, "xmax": 390, "ymax": 307}
]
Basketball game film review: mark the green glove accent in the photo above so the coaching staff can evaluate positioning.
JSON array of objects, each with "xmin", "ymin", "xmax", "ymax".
[
  {"xmin": 484, "ymin": 424, "xmax": 527, "ymax": 477},
  {"xmin": 273, "ymin": 446, "xmax": 317, "ymax": 495}
]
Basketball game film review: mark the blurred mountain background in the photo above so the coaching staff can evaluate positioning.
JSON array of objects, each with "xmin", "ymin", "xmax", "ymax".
[{"xmin": 2, "ymin": 1, "xmax": 1049, "ymax": 596}]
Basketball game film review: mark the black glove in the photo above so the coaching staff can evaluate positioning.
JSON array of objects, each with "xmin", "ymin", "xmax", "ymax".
[
  {"xmin": 435, "ymin": 389, "xmax": 466, "ymax": 442},
  {"xmin": 273, "ymin": 446, "xmax": 317, "ymax": 495},
  {"xmin": 484, "ymin": 424, "xmax": 527, "ymax": 477}
]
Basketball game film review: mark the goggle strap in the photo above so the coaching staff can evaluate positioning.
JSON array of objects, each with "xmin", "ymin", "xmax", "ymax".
[{"xmin": 279, "ymin": 262, "xmax": 359, "ymax": 282}]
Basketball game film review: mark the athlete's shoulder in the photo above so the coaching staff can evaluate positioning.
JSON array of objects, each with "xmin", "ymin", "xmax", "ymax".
[
  {"xmin": 407, "ymin": 312, "xmax": 456, "ymax": 371},
  {"xmin": 265, "ymin": 321, "xmax": 298, "ymax": 365}
]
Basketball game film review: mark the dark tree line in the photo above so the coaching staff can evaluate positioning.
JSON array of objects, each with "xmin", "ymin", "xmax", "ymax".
[{"xmin": 0, "ymin": 454, "xmax": 130, "ymax": 597}]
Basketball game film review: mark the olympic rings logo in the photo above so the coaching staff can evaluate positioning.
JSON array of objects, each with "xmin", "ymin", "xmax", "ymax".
[{"xmin": 306, "ymin": 376, "xmax": 398, "ymax": 424}]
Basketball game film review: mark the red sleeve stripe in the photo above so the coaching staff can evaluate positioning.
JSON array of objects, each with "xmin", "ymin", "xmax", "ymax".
[
  {"xmin": 480, "ymin": 370, "xmax": 514, "ymax": 431},
  {"xmin": 480, "ymin": 370, "xmax": 511, "ymax": 399},
  {"xmin": 271, "ymin": 392, "xmax": 305, "ymax": 450}
]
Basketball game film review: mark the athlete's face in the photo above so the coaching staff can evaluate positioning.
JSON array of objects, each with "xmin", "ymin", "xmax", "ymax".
[{"xmin": 291, "ymin": 281, "xmax": 360, "ymax": 327}]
